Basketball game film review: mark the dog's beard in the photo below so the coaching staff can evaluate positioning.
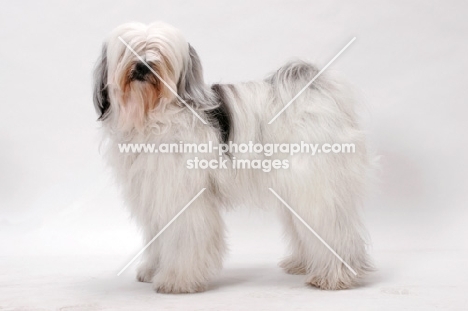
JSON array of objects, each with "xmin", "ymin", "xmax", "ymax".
[
  {"xmin": 119, "ymin": 80, "xmax": 159, "ymax": 131},
  {"xmin": 113, "ymin": 63, "xmax": 177, "ymax": 132}
]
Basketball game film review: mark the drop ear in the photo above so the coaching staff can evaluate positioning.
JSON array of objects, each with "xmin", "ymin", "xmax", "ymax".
[
  {"xmin": 177, "ymin": 44, "xmax": 211, "ymax": 106},
  {"xmin": 93, "ymin": 43, "xmax": 110, "ymax": 120}
]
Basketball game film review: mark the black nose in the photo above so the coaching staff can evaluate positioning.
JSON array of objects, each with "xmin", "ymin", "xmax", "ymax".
[{"xmin": 132, "ymin": 62, "xmax": 151, "ymax": 81}]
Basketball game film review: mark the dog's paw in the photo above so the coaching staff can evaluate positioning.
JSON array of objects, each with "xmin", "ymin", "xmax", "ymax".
[
  {"xmin": 306, "ymin": 275, "xmax": 355, "ymax": 290},
  {"xmin": 306, "ymin": 257, "xmax": 373, "ymax": 290},
  {"xmin": 152, "ymin": 279, "xmax": 207, "ymax": 294},
  {"xmin": 279, "ymin": 256, "xmax": 307, "ymax": 275},
  {"xmin": 306, "ymin": 266, "xmax": 364, "ymax": 290},
  {"xmin": 136, "ymin": 267, "xmax": 156, "ymax": 283}
]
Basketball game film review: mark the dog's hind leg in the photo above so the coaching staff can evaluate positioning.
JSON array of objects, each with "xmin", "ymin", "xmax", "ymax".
[{"xmin": 277, "ymin": 156, "xmax": 373, "ymax": 290}]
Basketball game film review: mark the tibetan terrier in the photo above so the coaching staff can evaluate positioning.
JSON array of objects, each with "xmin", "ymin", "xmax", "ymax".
[{"xmin": 93, "ymin": 22, "xmax": 373, "ymax": 293}]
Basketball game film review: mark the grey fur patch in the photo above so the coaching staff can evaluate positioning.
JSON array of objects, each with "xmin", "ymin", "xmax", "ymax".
[
  {"xmin": 208, "ymin": 84, "xmax": 232, "ymax": 144},
  {"xmin": 93, "ymin": 43, "xmax": 110, "ymax": 120},
  {"xmin": 177, "ymin": 44, "xmax": 215, "ymax": 109}
]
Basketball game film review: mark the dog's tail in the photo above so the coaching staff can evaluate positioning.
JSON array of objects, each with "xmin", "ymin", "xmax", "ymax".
[
  {"xmin": 266, "ymin": 60, "xmax": 362, "ymax": 126},
  {"xmin": 266, "ymin": 60, "xmax": 321, "ymax": 88}
]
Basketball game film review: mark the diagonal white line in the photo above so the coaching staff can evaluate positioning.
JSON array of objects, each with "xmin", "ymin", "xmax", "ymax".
[
  {"xmin": 117, "ymin": 188, "xmax": 206, "ymax": 276},
  {"xmin": 268, "ymin": 37, "xmax": 356, "ymax": 124},
  {"xmin": 268, "ymin": 188, "xmax": 357, "ymax": 276},
  {"xmin": 118, "ymin": 36, "xmax": 208, "ymax": 125}
]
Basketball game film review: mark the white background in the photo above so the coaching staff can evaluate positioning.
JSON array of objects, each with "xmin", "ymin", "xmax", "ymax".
[{"xmin": 1, "ymin": 1, "xmax": 467, "ymax": 310}]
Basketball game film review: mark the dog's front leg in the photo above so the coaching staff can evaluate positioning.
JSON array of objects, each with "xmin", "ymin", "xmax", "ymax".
[
  {"xmin": 152, "ymin": 193, "xmax": 225, "ymax": 294},
  {"xmin": 136, "ymin": 229, "xmax": 161, "ymax": 283}
]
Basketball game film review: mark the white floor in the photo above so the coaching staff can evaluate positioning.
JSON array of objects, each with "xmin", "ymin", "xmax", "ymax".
[
  {"xmin": 1, "ymin": 195, "xmax": 467, "ymax": 311},
  {"xmin": 1, "ymin": 249, "xmax": 467, "ymax": 310}
]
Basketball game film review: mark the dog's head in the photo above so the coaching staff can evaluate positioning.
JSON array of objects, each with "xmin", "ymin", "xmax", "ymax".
[{"xmin": 93, "ymin": 22, "xmax": 208, "ymax": 131}]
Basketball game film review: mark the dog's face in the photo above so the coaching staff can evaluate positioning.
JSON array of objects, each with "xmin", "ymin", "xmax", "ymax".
[{"xmin": 93, "ymin": 22, "xmax": 206, "ymax": 131}]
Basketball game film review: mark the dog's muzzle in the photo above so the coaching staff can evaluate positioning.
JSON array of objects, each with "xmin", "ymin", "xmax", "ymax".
[{"xmin": 132, "ymin": 62, "xmax": 151, "ymax": 81}]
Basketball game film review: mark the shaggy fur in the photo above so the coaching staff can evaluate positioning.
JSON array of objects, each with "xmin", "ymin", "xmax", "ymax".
[{"xmin": 93, "ymin": 21, "xmax": 373, "ymax": 293}]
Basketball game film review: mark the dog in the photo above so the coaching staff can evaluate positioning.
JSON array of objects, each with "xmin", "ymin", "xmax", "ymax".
[{"xmin": 93, "ymin": 21, "xmax": 373, "ymax": 293}]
